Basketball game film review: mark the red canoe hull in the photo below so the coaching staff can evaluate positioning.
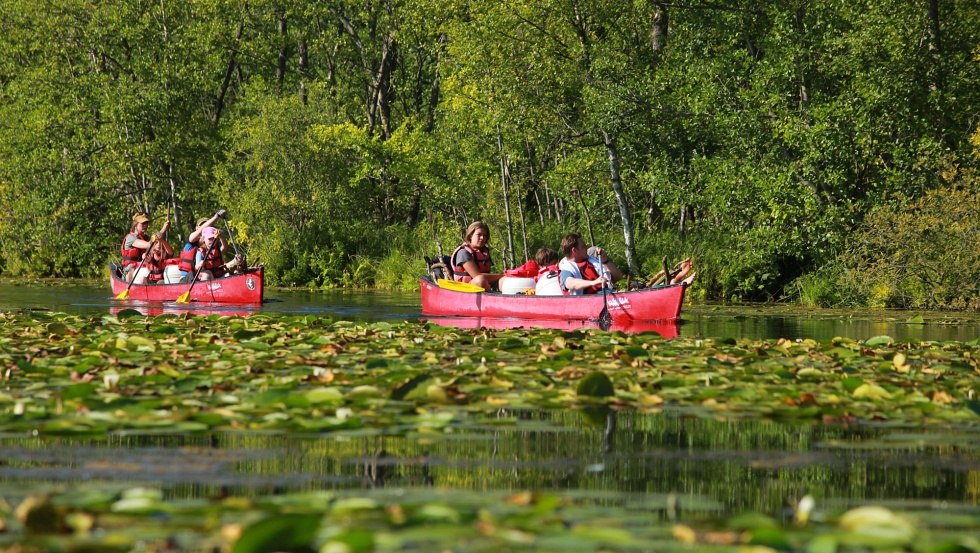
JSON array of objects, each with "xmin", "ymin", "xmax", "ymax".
[
  {"xmin": 109, "ymin": 263, "xmax": 264, "ymax": 304},
  {"xmin": 424, "ymin": 315, "xmax": 679, "ymax": 338},
  {"xmin": 419, "ymin": 277, "xmax": 686, "ymax": 324}
]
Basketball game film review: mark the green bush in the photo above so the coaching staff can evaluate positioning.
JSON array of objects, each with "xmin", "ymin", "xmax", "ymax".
[{"xmin": 839, "ymin": 177, "xmax": 979, "ymax": 310}]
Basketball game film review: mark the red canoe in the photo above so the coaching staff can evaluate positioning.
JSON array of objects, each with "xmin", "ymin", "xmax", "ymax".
[
  {"xmin": 420, "ymin": 276, "xmax": 686, "ymax": 324},
  {"xmin": 109, "ymin": 263, "xmax": 264, "ymax": 304},
  {"xmin": 424, "ymin": 315, "xmax": 679, "ymax": 338}
]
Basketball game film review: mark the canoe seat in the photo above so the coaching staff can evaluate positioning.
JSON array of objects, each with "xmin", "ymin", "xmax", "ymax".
[{"xmin": 424, "ymin": 255, "xmax": 453, "ymax": 281}]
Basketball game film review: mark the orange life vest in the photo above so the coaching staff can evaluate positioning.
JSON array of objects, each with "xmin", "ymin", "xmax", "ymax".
[{"xmin": 451, "ymin": 243, "xmax": 491, "ymax": 282}]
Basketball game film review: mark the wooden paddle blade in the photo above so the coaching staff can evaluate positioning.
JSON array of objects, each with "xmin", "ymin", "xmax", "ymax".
[
  {"xmin": 175, "ymin": 291, "xmax": 191, "ymax": 304},
  {"xmin": 436, "ymin": 278, "xmax": 485, "ymax": 293},
  {"xmin": 115, "ymin": 289, "xmax": 130, "ymax": 300}
]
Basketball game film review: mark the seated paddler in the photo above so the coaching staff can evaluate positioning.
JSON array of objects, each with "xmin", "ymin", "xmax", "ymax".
[{"xmin": 451, "ymin": 221, "xmax": 503, "ymax": 291}]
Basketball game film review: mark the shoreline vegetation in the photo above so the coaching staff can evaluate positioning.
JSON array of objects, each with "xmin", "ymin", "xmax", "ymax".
[{"xmin": 0, "ymin": 1, "xmax": 977, "ymax": 310}]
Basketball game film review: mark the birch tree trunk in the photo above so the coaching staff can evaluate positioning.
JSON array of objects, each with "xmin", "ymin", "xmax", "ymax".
[{"xmin": 601, "ymin": 129, "xmax": 639, "ymax": 276}]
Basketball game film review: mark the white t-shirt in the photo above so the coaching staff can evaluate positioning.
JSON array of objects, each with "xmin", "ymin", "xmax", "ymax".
[{"xmin": 535, "ymin": 270, "xmax": 563, "ymax": 296}]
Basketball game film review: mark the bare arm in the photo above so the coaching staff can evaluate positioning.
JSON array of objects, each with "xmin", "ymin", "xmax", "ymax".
[
  {"xmin": 188, "ymin": 210, "xmax": 225, "ymax": 244},
  {"xmin": 563, "ymin": 274, "xmax": 608, "ymax": 292}
]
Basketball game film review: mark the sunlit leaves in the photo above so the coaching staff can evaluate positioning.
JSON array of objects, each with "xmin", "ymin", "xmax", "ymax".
[{"xmin": 0, "ymin": 312, "xmax": 977, "ymax": 438}]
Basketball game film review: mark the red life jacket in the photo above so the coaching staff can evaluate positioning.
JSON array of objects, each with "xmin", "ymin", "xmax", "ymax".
[
  {"xmin": 451, "ymin": 243, "xmax": 491, "ymax": 282},
  {"xmin": 145, "ymin": 249, "xmax": 168, "ymax": 281},
  {"xmin": 578, "ymin": 259, "xmax": 603, "ymax": 294},
  {"xmin": 177, "ymin": 245, "xmax": 197, "ymax": 273},
  {"xmin": 120, "ymin": 232, "xmax": 148, "ymax": 268},
  {"xmin": 201, "ymin": 244, "xmax": 225, "ymax": 278}
]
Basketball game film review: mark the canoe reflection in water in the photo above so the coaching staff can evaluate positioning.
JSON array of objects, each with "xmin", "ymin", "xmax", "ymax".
[
  {"xmin": 422, "ymin": 316, "xmax": 679, "ymax": 338},
  {"xmin": 109, "ymin": 302, "xmax": 260, "ymax": 318}
]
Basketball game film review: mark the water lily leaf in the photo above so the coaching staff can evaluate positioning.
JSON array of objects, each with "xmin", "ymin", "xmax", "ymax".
[
  {"xmin": 906, "ymin": 315, "xmax": 925, "ymax": 324},
  {"xmin": 46, "ymin": 322, "xmax": 69, "ymax": 336},
  {"xmin": 346, "ymin": 386, "xmax": 383, "ymax": 399},
  {"xmin": 232, "ymin": 513, "xmax": 322, "ymax": 553},
  {"xmin": 306, "ymin": 387, "xmax": 344, "ymax": 405},
  {"xmin": 805, "ymin": 535, "xmax": 838, "ymax": 553},
  {"xmin": 839, "ymin": 506, "xmax": 912, "ymax": 531},
  {"xmin": 852, "ymin": 383, "xmax": 892, "ymax": 401},
  {"xmin": 727, "ymin": 512, "xmax": 778, "ymax": 530},
  {"xmin": 233, "ymin": 329, "xmax": 266, "ymax": 341},
  {"xmin": 864, "ymin": 336, "xmax": 894, "ymax": 347},
  {"xmin": 838, "ymin": 506, "xmax": 915, "ymax": 546},
  {"xmin": 745, "ymin": 526, "xmax": 790, "ymax": 549},
  {"xmin": 115, "ymin": 309, "xmax": 144, "ymax": 319},
  {"xmin": 796, "ymin": 368, "xmax": 825, "ymax": 380},
  {"xmin": 391, "ymin": 374, "xmax": 433, "ymax": 401},
  {"xmin": 324, "ymin": 528, "xmax": 375, "ymax": 553},
  {"xmin": 61, "ymin": 382, "xmax": 98, "ymax": 400},
  {"xmin": 577, "ymin": 372, "xmax": 614, "ymax": 398},
  {"xmin": 841, "ymin": 377, "xmax": 864, "ymax": 393},
  {"xmin": 416, "ymin": 503, "xmax": 462, "ymax": 523},
  {"xmin": 623, "ymin": 346, "xmax": 649, "ymax": 358}
]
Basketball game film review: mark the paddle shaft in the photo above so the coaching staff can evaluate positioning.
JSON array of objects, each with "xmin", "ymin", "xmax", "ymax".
[
  {"xmin": 117, "ymin": 235, "xmax": 155, "ymax": 299},
  {"xmin": 597, "ymin": 265, "xmax": 612, "ymax": 330},
  {"xmin": 220, "ymin": 216, "xmax": 242, "ymax": 259},
  {"xmin": 177, "ymin": 235, "xmax": 220, "ymax": 303}
]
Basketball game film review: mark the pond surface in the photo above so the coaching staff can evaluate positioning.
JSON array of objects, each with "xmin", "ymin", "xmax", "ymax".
[
  {"xmin": 2, "ymin": 281, "xmax": 978, "ymax": 342},
  {"xmin": 0, "ymin": 282, "xmax": 977, "ymax": 550}
]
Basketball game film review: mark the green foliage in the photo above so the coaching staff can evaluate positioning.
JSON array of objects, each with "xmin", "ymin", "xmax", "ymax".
[
  {"xmin": 0, "ymin": 0, "xmax": 977, "ymax": 307},
  {"xmin": 839, "ymin": 176, "xmax": 979, "ymax": 309}
]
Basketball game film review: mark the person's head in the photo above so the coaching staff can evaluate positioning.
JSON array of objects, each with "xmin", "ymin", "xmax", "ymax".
[
  {"xmin": 560, "ymin": 233, "xmax": 588, "ymax": 261},
  {"xmin": 195, "ymin": 216, "xmax": 210, "ymax": 230},
  {"xmin": 201, "ymin": 226, "xmax": 218, "ymax": 248},
  {"xmin": 534, "ymin": 247, "xmax": 559, "ymax": 266},
  {"xmin": 131, "ymin": 212, "xmax": 150, "ymax": 233},
  {"xmin": 463, "ymin": 221, "xmax": 490, "ymax": 249}
]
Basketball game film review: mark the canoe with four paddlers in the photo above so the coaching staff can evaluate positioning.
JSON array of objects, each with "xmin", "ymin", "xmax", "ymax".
[
  {"xmin": 419, "ymin": 276, "xmax": 687, "ymax": 324},
  {"xmin": 109, "ymin": 262, "xmax": 264, "ymax": 304}
]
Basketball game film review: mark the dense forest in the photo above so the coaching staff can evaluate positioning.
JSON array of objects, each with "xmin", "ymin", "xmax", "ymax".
[{"xmin": 0, "ymin": 0, "xmax": 977, "ymax": 308}]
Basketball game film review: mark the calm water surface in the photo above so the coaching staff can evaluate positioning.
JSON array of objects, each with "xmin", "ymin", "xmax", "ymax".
[
  {"xmin": 1, "ymin": 281, "xmax": 977, "ymax": 342},
  {"xmin": 0, "ymin": 281, "xmax": 977, "ymax": 525}
]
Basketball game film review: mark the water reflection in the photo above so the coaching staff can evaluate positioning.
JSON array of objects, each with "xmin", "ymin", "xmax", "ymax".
[
  {"xmin": 1, "ymin": 411, "xmax": 975, "ymax": 514},
  {"xmin": 0, "ymin": 282, "xmax": 977, "ymax": 342}
]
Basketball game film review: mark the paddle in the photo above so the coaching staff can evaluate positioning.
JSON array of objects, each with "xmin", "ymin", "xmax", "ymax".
[
  {"xmin": 115, "ymin": 236, "xmax": 155, "ymax": 300},
  {"xmin": 219, "ymin": 212, "xmax": 244, "ymax": 267},
  {"xmin": 175, "ymin": 234, "xmax": 219, "ymax": 304},
  {"xmin": 597, "ymin": 266, "xmax": 612, "ymax": 331},
  {"xmin": 436, "ymin": 278, "xmax": 485, "ymax": 293}
]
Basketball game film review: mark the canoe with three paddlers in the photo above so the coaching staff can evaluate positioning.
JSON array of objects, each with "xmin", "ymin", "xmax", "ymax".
[
  {"xmin": 109, "ymin": 262, "xmax": 264, "ymax": 303},
  {"xmin": 419, "ymin": 276, "xmax": 687, "ymax": 324}
]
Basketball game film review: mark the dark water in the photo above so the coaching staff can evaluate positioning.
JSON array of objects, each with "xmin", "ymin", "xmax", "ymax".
[
  {"xmin": 1, "ymin": 413, "xmax": 977, "ymax": 518},
  {"xmin": 0, "ymin": 282, "xmax": 977, "ymax": 523}
]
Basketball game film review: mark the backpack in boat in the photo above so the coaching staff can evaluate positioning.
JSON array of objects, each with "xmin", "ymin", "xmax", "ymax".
[{"xmin": 424, "ymin": 255, "xmax": 453, "ymax": 281}]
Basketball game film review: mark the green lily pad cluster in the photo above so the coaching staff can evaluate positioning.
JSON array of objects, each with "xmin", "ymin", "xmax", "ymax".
[
  {"xmin": 2, "ymin": 484, "xmax": 977, "ymax": 552},
  {"xmin": 0, "ymin": 311, "xmax": 977, "ymax": 435},
  {"xmin": 0, "ymin": 310, "xmax": 977, "ymax": 551}
]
